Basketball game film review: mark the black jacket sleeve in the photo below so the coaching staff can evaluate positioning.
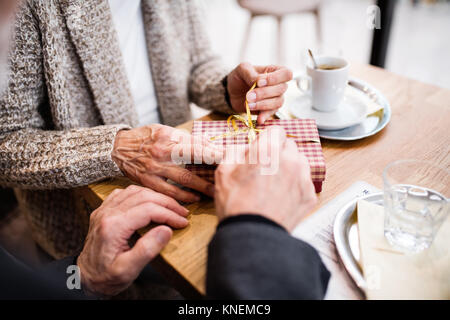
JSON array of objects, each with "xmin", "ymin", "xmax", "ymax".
[
  {"xmin": 0, "ymin": 247, "xmax": 86, "ymax": 299},
  {"xmin": 206, "ymin": 215, "xmax": 330, "ymax": 299}
]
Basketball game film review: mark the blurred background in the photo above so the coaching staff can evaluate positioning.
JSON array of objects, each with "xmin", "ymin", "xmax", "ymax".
[{"xmin": 199, "ymin": 0, "xmax": 449, "ymax": 87}]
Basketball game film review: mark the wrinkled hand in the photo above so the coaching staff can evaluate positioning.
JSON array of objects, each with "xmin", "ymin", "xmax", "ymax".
[
  {"xmin": 227, "ymin": 63, "xmax": 293, "ymax": 125},
  {"xmin": 77, "ymin": 185, "xmax": 189, "ymax": 297},
  {"xmin": 214, "ymin": 127, "xmax": 317, "ymax": 231},
  {"xmin": 0, "ymin": 0, "xmax": 18, "ymax": 21},
  {"xmin": 112, "ymin": 124, "xmax": 223, "ymax": 203}
]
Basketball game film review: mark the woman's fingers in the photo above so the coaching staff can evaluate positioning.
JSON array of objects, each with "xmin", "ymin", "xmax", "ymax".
[
  {"xmin": 162, "ymin": 166, "xmax": 215, "ymax": 198},
  {"xmin": 240, "ymin": 65, "xmax": 291, "ymax": 124},
  {"xmin": 249, "ymin": 95, "xmax": 284, "ymax": 112},
  {"xmin": 254, "ymin": 65, "xmax": 278, "ymax": 73},
  {"xmin": 236, "ymin": 62, "xmax": 260, "ymax": 86},
  {"xmin": 256, "ymin": 67, "xmax": 293, "ymax": 87},
  {"xmin": 256, "ymin": 109, "xmax": 277, "ymax": 125},
  {"xmin": 140, "ymin": 174, "xmax": 201, "ymax": 203},
  {"xmin": 246, "ymin": 83, "xmax": 288, "ymax": 103}
]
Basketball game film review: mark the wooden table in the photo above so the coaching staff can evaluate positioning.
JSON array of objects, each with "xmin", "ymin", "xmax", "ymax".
[{"xmin": 81, "ymin": 63, "xmax": 450, "ymax": 298}]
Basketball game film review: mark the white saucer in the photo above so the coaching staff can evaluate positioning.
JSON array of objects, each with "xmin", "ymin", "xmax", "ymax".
[{"xmin": 289, "ymin": 87, "xmax": 369, "ymax": 131}]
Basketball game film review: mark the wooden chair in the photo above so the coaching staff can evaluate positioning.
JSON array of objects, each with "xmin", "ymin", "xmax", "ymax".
[{"xmin": 237, "ymin": 0, "xmax": 322, "ymax": 63}]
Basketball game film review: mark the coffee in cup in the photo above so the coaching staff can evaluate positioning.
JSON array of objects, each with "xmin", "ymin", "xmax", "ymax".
[
  {"xmin": 317, "ymin": 64, "xmax": 341, "ymax": 70},
  {"xmin": 297, "ymin": 56, "xmax": 349, "ymax": 112}
]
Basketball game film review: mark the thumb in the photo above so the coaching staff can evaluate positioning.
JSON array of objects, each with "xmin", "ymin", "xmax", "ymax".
[
  {"xmin": 237, "ymin": 62, "xmax": 259, "ymax": 86},
  {"xmin": 256, "ymin": 109, "xmax": 277, "ymax": 125},
  {"xmin": 113, "ymin": 226, "xmax": 172, "ymax": 278}
]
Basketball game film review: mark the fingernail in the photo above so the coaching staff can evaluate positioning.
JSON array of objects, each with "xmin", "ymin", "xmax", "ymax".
[
  {"xmin": 194, "ymin": 195, "xmax": 201, "ymax": 202},
  {"xmin": 246, "ymin": 92, "xmax": 256, "ymax": 102},
  {"xmin": 248, "ymin": 102, "xmax": 256, "ymax": 110},
  {"xmin": 258, "ymin": 78, "xmax": 267, "ymax": 87},
  {"xmin": 183, "ymin": 207, "xmax": 189, "ymax": 214},
  {"xmin": 207, "ymin": 184, "xmax": 215, "ymax": 197},
  {"xmin": 156, "ymin": 228, "xmax": 171, "ymax": 244}
]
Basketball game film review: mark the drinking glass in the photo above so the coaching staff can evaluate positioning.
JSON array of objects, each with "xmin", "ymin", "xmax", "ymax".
[{"xmin": 383, "ymin": 160, "xmax": 449, "ymax": 253}]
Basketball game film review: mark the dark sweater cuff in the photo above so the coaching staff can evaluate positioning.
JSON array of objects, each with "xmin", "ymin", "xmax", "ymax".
[
  {"xmin": 221, "ymin": 75, "xmax": 232, "ymax": 108},
  {"xmin": 218, "ymin": 214, "xmax": 287, "ymax": 232}
]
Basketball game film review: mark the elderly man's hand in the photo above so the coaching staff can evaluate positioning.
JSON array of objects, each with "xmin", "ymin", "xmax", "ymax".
[
  {"xmin": 112, "ymin": 124, "xmax": 223, "ymax": 203},
  {"xmin": 227, "ymin": 63, "xmax": 293, "ymax": 125},
  {"xmin": 77, "ymin": 185, "xmax": 189, "ymax": 297},
  {"xmin": 214, "ymin": 127, "xmax": 317, "ymax": 232}
]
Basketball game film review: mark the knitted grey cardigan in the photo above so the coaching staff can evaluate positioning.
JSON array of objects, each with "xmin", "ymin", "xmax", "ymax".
[{"xmin": 0, "ymin": 0, "xmax": 232, "ymax": 258}]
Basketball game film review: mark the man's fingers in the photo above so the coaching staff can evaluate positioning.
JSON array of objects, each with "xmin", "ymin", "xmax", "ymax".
[
  {"xmin": 281, "ymin": 138, "xmax": 300, "ymax": 162},
  {"xmin": 257, "ymin": 67, "xmax": 293, "ymax": 87},
  {"xmin": 102, "ymin": 188, "xmax": 124, "ymax": 207},
  {"xmin": 284, "ymin": 146, "xmax": 317, "ymax": 205},
  {"xmin": 236, "ymin": 62, "xmax": 259, "ymax": 86},
  {"xmin": 117, "ymin": 188, "xmax": 189, "ymax": 217},
  {"xmin": 162, "ymin": 166, "xmax": 215, "ymax": 198},
  {"xmin": 140, "ymin": 174, "xmax": 201, "ymax": 203},
  {"xmin": 125, "ymin": 202, "xmax": 189, "ymax": 230},
  {"xmin": 112, "ymin": 226, "xmax": 172, "ymax": 283},
  {"xmin": 102, "ymin": 185, "xmax": 142, "ymax": 207},
  {"xmin": 297, "ymin": 152, "xmax": 316, "ymax": 195}
]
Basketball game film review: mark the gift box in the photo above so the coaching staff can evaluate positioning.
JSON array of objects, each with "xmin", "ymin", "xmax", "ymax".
[{"xmin": 186, "ymin": 118, "xmax": 326, "ymax": 193}]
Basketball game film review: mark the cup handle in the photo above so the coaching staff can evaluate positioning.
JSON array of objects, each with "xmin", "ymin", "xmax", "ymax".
[{"xmin": 296, "ymin": 74, "xmax": 312, "ymax": 95}]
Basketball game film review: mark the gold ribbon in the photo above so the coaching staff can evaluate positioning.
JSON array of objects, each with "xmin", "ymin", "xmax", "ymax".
[{"xmin": 210, "ymin": 82, "xmax": 320, "ymax": 144}]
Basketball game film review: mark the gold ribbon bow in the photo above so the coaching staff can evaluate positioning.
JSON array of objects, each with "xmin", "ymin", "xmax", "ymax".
[{"xmin": 210, "ymin": 82, "xmax": 320, "ymax": 144}]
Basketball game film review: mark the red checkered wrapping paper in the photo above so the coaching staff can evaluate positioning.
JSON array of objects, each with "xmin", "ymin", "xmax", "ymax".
[{"xmin": 185, "ymin": 118, "xmax": 326, "ymax": 193}]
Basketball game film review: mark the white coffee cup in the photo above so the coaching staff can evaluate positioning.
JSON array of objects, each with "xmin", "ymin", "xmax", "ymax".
[{"xmin": 297, "ymin": 56, "xmax": 349, "ymax": 112}]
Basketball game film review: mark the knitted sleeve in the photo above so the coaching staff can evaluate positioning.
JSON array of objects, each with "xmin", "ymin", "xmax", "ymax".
[
  {"xmin": 0, "ymin": 2, "xmax": 128, "ymax": 189},
  {"xmin": 186, "ymin": 1, "xmax": 234, "ymax": 114}
]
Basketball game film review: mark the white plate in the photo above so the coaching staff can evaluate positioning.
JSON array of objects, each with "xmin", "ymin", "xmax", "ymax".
[
  {"xmin": 289, "ymin": 86, "xmax": 369, "ymax": 130},
  {"xmin": 277, "ymin": 77, "xmax": 391, "ymax": 140}
]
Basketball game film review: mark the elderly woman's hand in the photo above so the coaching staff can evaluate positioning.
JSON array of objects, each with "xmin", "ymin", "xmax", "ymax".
[
  {"xmin": 227, "ymin": 63, "xmax": 293, "ymax": 125},
  {"xmin": 112, "ymin": 124, "xmax": 223, "ymax": 203},
  {"xmin": 77, "ymin": 185, "xmax": 189, "ymax": 297}
]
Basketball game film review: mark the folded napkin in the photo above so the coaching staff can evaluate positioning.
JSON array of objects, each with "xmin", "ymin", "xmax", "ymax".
[
  {"xmin": 345, "ymin": 86, "xmax": 384, "ymax": 118},
  {"xmin": 357, "ymin": 200, "xmax": 450, "ymax": 299},
  {"xmin": 186, "ymin": 118, "xmax": 326, "ymax": 193}
]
